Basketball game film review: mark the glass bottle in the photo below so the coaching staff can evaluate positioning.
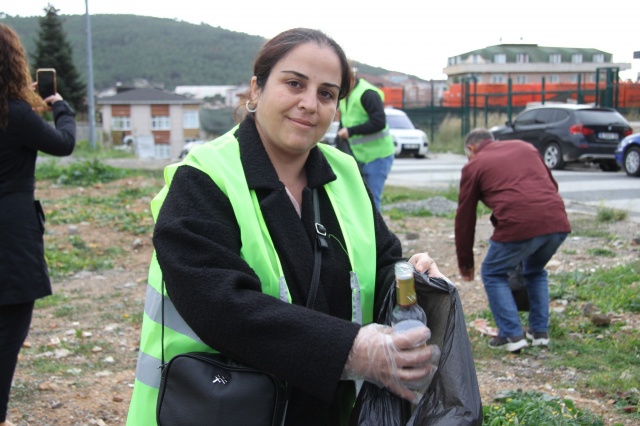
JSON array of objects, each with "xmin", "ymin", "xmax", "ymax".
[
  {"xmin": 391, "ymin": 261, "xmax": 427, "ymax": 332},
  {"xmin": 391, "ymin": 261, "xmax": 432, "ymax": 395}
]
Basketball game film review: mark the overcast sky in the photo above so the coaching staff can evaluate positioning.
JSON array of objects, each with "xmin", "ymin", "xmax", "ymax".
[{"xmin": 2, "ymin": 0, "xmax": 638, "ymax": 81}]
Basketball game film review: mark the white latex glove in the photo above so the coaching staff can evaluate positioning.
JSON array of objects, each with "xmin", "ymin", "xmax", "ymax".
[{"xmin": 343, "ymin": 323, "xmax": 440, "ymax": 403}]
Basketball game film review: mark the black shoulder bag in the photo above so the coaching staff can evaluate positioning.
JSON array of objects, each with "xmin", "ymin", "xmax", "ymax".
[{"xmin": 156, "ymin": 189, "xmax": 327, "ymax": 426}]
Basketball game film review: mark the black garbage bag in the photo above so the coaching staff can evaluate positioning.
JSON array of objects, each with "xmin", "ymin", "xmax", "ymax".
[
  {"xmin": 408, "ymin": 273, "xmax": 483, "ymax": 425},
  {"xmin": 350, "ymin": 273, "xmax": 483, "ymax": 426}
]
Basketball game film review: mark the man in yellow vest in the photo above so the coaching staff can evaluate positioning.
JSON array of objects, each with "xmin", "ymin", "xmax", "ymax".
[{"xmin": 338, "ymin": 73, "xmax": 395, "ymax": 211}]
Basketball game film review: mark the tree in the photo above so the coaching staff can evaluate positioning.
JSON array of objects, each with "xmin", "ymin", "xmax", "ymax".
[{"xmin": 31, "ymin": 4, "xmax": 85, "ymax": 111}]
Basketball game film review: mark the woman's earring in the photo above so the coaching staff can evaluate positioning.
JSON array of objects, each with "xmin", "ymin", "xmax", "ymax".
[{"xmin": 245, "ymin": 100, "xmax": 257, "ymax": 113}]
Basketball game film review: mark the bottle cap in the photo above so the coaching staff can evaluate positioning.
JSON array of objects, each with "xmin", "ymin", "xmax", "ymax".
[{"xmin": 394, "ymin": 261, "xmax": 414, "ymax": 279}]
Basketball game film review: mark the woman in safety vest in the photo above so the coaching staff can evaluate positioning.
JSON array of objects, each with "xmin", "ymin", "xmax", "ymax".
[{"xmin": 127, "ymin": 28, "xmax": 445, "ymax": 426}]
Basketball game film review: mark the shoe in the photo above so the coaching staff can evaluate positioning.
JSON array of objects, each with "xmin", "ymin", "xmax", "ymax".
[
  {"xmin": 488, "ymin": 335, "xmax": 528, "ymax": 352},
  {"xmin": 526, "ymin": 331, "xmax": 550, "ymax": 346}
]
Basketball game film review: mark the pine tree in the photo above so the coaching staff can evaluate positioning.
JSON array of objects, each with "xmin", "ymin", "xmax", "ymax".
[{"xmin": 31, "ymin": 4, "xmax": 85, "ymax": 111}]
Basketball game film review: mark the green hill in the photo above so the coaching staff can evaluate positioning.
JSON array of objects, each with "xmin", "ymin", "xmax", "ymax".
[{"xmin": 1, "ymin": 13, "xmax": 396, "ymax": 91}]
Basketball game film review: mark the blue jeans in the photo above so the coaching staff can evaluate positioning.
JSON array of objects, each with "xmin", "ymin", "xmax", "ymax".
[
  {"xmin": 360, "ymin": 154, "xmax": 394, "ymax": 211},
  {"xmin": 481, "ymin": 232, "xmax": 568, "ymax": 338}
]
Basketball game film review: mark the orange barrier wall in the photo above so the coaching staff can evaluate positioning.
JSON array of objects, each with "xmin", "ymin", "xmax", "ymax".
[
  {"xmin": 381, "ymin": 87, "xmax": 404, "ymax": 108},
  {"xmin": 441, "ymin": 82, "xmax": 640, "ymax": 108}
]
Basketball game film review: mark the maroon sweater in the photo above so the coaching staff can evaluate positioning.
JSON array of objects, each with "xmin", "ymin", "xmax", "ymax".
[{"xmin": 455, "ymin": 139, "xmax": 571, "ymax": 270}]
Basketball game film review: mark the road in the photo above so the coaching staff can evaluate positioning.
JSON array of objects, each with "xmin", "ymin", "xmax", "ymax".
[{"xmin": 387, "ymin": 153, "xmax": 640, "ymax": 222}]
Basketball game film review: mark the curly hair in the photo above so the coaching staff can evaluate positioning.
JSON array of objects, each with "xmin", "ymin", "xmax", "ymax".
[{"xmin": 0, "ymin": 23, "xmax": 46, "ymax": 129}]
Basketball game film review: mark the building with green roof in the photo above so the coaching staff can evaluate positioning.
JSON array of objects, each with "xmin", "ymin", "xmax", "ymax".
[{"xmin": 443, "ymin": 44, "xmax": 631, "ymax": 85}]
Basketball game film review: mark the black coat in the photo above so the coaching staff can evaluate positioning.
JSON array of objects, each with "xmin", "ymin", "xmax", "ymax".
[
  {"xmin": 0, "ymin": 100, "xmax": 76, "ymax": 305},
  {"xmin": 153, "ymin": 118, "xmax": 403, "ymax": 425}
]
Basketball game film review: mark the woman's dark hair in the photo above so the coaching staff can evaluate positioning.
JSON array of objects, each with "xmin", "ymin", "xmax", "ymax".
[{"xmin": 253, "ymin": 28, "xmax": 353, "ymax": 101}]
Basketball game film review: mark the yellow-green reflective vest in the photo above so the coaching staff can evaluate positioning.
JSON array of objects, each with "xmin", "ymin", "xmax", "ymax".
[
  {"xmin": 339, "ymin": 78, "xmax": 395, "ymax": 164},
  {"xmin": 126, "ymin": 126, "xmax": 377, "ymax": 425}
]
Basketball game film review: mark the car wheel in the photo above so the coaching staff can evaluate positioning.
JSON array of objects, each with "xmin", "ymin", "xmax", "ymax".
[
  {"xmin": 624, "ymin": 146, "xmax": 640, "ymax": 177},
  {"xmin": 543, "ymin": 142, "xmax": 565, "ymax": 170},
  {"xmin": 414, "ymin": 153, "xmax": 426, "ymax": 159},
  {"xmin": 599, "ymin": 161, "xmax": 621, "ymax": 172}
]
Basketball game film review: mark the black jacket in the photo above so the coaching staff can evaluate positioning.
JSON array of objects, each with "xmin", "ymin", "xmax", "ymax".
[
  {"xmin": 0, "ymin": 99, "xmax": 76, "ymax": 305},
  {"xmin": 153, "ymin": 118, "xmax": 403, "ymax": 425}
]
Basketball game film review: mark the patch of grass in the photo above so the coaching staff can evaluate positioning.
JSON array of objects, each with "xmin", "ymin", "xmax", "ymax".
[
  {"xmin": 45, "ymin": 235, "xmax": 114, "ymax": 278},
  {"xmin": 382, "ymin": 185, "xmax": 442, "ymax": 204},
  {"xmin": 34, "ymin": 292, "xmax": 68, "ymax": 309},
  {"xmin": 596, "ymin": 207, "xmax": 627, "ymax": 223},
  {"xmin": 586, "ymin": 248, "xmax": 616, "ymax": 257},
  {"xmin": 36, "ymin": 158, "xmax": 134, "ymax": 186},
  {"xmin": 53, "ymin": 304, "xmax": 76, "ymax": 318},
  {"xmin": 45, "ymin": 192, "xmax": 155, "ymax": 236},
  {"xmin": 382, "ymin": 184, "xmax": 490, "ymax": 219},
  {"xmin": 483, "ymin": 390, "xmax": 605, "ymax": 425},
  {"xmin": 553, "ymin": 261, "xmax": 640, "ymax": 312},
  {"xmin": 569, "ymin": 217, "xmax": 615, "ymax": 239}
]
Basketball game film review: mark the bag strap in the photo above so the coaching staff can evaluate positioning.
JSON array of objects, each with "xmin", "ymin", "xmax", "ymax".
[
  {"xmin": 161, "ymin": 188, "xmax": 326, "ymax": 363},
  {"xmin": 308, "ymin": 188, "xmax": 326, "ymax": 309}
]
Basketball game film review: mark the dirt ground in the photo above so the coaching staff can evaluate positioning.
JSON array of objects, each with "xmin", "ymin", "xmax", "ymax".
[{"xmin": 6, "ymin": 175, "xmax": 640, "ymax": 425}]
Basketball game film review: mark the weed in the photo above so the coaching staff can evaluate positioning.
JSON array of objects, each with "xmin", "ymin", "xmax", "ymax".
[
  {"xmin": 483, "ymin": 390, "xmax": 605, "ymax": 425},
  {"xmin": 596, "ymin": 207, "xmax": 628, "ymax": 223},
  {"xmin": 36, "ymin": 158, "xmax": 134, "ymax": 186},
  {"xmin": 586, "ymin": 248, "xmax": 616, "ymax": 257}
]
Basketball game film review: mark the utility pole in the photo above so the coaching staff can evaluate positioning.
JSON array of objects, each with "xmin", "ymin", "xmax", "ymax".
[{"xmin": 85, "ymin": 0, "xmax": 96, "ymax": 148}]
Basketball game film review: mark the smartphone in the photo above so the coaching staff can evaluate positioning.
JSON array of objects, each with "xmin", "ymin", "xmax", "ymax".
[{"xmin": 36, "ymin": 68, "xmax": 57, "ymax": 99}]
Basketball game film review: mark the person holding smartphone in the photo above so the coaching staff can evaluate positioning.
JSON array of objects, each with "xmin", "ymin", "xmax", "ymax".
[{"xmin": 0, "ymin": 23, "xmax": 76, "ymax": 426}]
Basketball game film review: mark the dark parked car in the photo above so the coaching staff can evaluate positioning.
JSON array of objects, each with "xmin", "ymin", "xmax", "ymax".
[
  {"xmin": 615, "ymin": 132, "xmax": 640, "ymax": 177},
  {"xmin": 490, "ymin": 104, "xmax": 633, "ymax": 171}
]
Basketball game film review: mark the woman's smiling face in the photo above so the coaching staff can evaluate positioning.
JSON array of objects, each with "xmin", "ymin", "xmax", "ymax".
[{"xmin": 250, "ymin": 42, "xmax": 342, "ymax": 158}]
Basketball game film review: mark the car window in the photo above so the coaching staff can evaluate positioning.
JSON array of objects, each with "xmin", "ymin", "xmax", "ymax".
[
  {"xmin": 386, "ymin": 113, "xmax": 415, "ymax": 129},
  {"xmin": 574, "ymin": 110, "xmax": 629, "ymax": 125},
  {"xmin": 554, "ymin": 110, "xmax": 570, "ymax": 122},
  {"xmin": 514, "ymin": 110, "xmax": 538, "ymax": 125},
  {"xmin": 535, "ymin": 109, "xmax": 556, "ymax": 124}
]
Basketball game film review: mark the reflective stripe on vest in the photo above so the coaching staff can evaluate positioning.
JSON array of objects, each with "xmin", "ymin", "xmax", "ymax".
[
  {"xmin": 349, "ymin": 129, "xmax": 390, "ymax": 145},
  {"xmin": 126, "ymin": 130, "xmax": 375, "ymax": 425}
]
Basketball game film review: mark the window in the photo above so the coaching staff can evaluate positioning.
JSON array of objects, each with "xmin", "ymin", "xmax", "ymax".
[
  {"xmin": 548, "ymin": 75, "xmax": 560, "ymax": 83},
  {"xmin": 592, "ymin": 53, "xmax": 604, "ymax": 63},
  {"xmin": 587, "ymin": 73, "xmax": 596, "ymax": 83},
  {"xmin": 535, "ymin": 109, "xmax": 557, "ymax": 124},
  {"xmin": 514, "ymin": 110, "xmax": 537, "ymax": 126},
  {"xmin": 569, "ymin": 74, "xmax": 580, "ymax": 83},
  {"xmin": 549, "ymin": 53, "xmax": 562, "ymax": 64},
  {"xmin": 494, "ymin": 54, "xmax": 506, "ymax": 64},
  {"xmin": 515, "ymin": 75, "xmax": 528, "ymax": 84},
  {"xmin": 152, "ymin": 116, "xmax": 171, "ymax": 130},
  {"xmin": 572, "ymin": 54, "xmax": 583, "ymax": 64},
  {"xmin": 470, "ymin": 54, "xmax": 481, "ymax": 64},
  {"xmin": 183, "ymin": 110, "xmax": 199, "ymax": 129},
  {"xmin": 490, "ymin": 74, "xmax": 505, "ymax": 84},
  {"xmin": 112, "ymin": 116, "xmax": 131, "ymax": 130},
  {"xmin": 516, "ymin": 53, "xmax": 529, "ymax": 64}
]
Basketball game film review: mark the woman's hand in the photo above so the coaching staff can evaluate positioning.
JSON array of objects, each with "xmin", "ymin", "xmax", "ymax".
[
  {"xmin": 343, "ymin": 323, "xmax": 439, "ymax": 404},
  {"xmin": 43, "ymin": 93, "xmax": 63, "ymax": 105},
  {"xmin": 408, "ymin": 252, "xmax": 445, "ymax": 278}
]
